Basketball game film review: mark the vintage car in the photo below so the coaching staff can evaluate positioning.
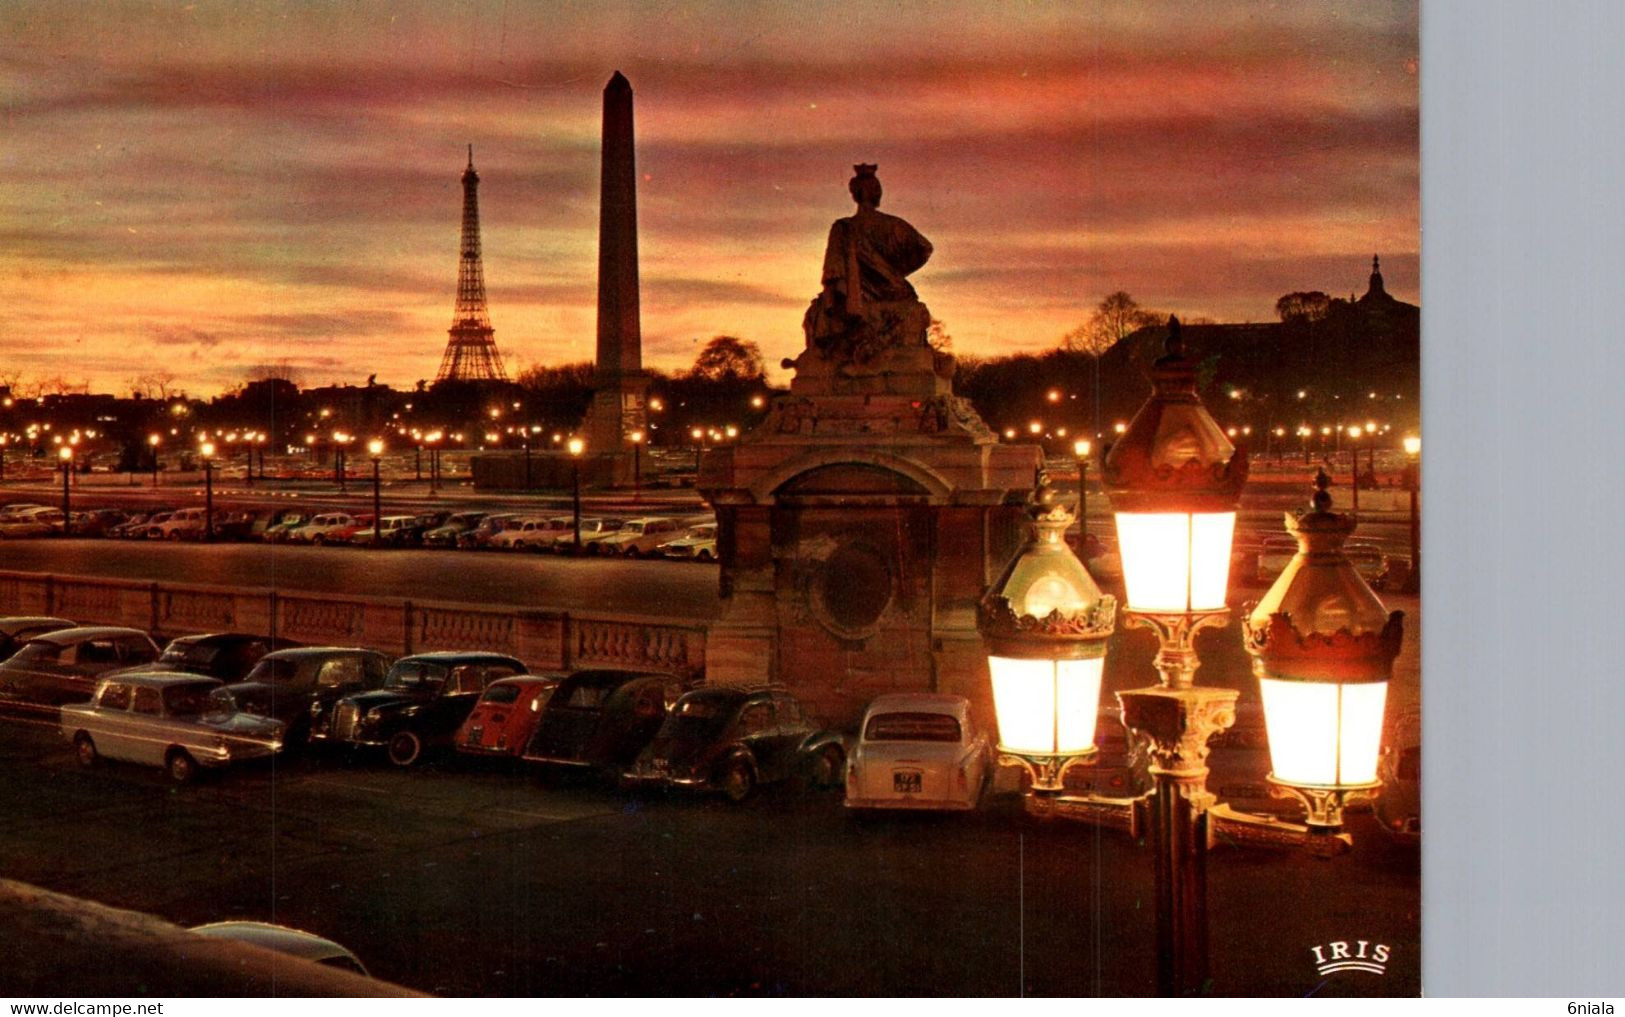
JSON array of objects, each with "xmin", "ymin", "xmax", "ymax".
[
  {"xmin": 455, "ymin": 675, "xmax": 562, "ymax": 758},
  {"xmin": 456, "ymin": 512, "xmax": 523, "ymax": 550},
  {"xmin": 313, "ymin": 651, "xmax": 527, "ymax": 766},
  {"xmin": 287, "ymin": 512, "xmax": 357, "ymax": 545},
  {"xmin": 624, "ymin": 686, "xmax": 846, "ymax": 802},
  {"xmin": 348, "ymin": 515, "xmax": 416, "ymax": 546},
  {"xmin": 522, "ymin": 669, "xmax": 688, "ymax": 772},
  {"xmin": 488, "ymin": 516, "xmax": 563, "ymax": 551},
  {"xmin": 127, "ymin": 632, "xmax": 298, "ymax": 684},
  {"xmin": 0, "ymin": 506, "xmax": 64, "ymax": 538},
  {"xmin": 567, "ymin": 517, "xmax": 627, "ymax": 554},
  {"xmin": 0, "ymin": 626, "xmax": 162, "ymax": 708},
  {"xmin": 657, "ymin": 522, "xmax": 717, "ymax": 562},
  {"xmin": 0, "ymin": 616, "xmax": 76, "ymax": 662},
  {"xmin": 420, "ymin": 511, "xmax": 487, "ymax": 548},
  {"xmin": 845, "ymin": 693, "xmax": 993, "ymax": 812},
  {"xmin": 152, "ymin": 506, "xmax": 209, "ymax": 540},
  {"xmin": 231, "ymin": 646, "xmax": 392, "ymax": 745},
  {"xmin": 190, "ymin": 922, "xmax": 370, "ymax": 977},
  {"xmin": 60, "ymin": 672, "xmax": 285, "ymax": 783},
  {"xmin": 261, "ymin": 512, "xmax": 311, "ymax": 543},
  {"xmin": 593, "ymin": 517, "xmax": 680, "ymax": 558}
]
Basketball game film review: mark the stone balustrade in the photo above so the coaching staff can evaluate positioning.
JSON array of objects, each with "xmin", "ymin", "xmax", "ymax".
[{"xmin": 0, "ymin": 569, "xmax": 706, "ymax": 678}]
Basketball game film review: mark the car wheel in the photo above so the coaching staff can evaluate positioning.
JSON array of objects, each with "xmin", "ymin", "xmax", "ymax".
[
  {"xmin": 313, "ymin": 535, "xmax": 326, "ymax": 546},
  {"xmin": 809, "ymin": 744, "xmax": 846, "ymax": 790},
  {"xmin": 721, "ymin": 757, "xmax": 757, "ymax": 803},
  {"xmin": 387, "ymin": 731, "xmax": 423, "ymax": 767},
  {"xmin": 74, "ymin": 733, "xmax": 99, "ymax": 768},
  {"xmin": 165, "ymin": 749, "xmax": 197, "ymax": 784},
  {"xmin": 697, "ymin": 549, "xmax": 714, "ymax": 562},
  {"xmin": 622, "ymin": 547, "xmax": 639, "ymax": 559}
]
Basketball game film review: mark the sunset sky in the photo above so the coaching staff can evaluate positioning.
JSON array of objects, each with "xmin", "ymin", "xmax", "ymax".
[{"xmin": 0, "ymin": 1, "xmax": 1417, "ymax": 397}]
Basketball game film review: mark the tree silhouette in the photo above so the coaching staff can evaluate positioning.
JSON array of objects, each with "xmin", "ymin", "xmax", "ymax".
[
  {"xmin": 1063, "ymin": 291, "xmax": 1162, "ymax": 356},
  {"xmin": 1275, "ymin": 291, "xmax": 1332, "ymax": 323},
  {"xmin": 689, "ymin": 336, "xmax": 765, "ymax": 382}
]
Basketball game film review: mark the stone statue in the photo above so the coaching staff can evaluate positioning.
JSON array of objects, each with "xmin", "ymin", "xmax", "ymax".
[{"xmin": 802, "ymin": 165, "xmax": 935, "ymax": 367}]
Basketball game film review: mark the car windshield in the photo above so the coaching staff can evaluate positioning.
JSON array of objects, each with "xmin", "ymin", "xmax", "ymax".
[
  {"xmin": 481, "ymin": 683, "xmax": 521, "ymax": 705},
  {"xmin": 386, "ymin": 661, "xmax": 450, "ymax": 691},
  {"xmin": 865, "ymin": 712, "xmax": 962, "ymax": 743},
  {"xmin": 662, "ymin": 697, "xmax": 734, "ymax": 737},
  {"xmin": 8, "ymin": 642, "xmax": 61, "ymax": 665},
  {"xmin": 164, "ymin": 682, "xmax": 230, "ymax": 717},
  {"xmin": 161, "ymin": 643, "xmax": 220, "ymax": 667},
  {"xmin": 242, "ymin": 657, "xmax": 310, "ymax": 686}
]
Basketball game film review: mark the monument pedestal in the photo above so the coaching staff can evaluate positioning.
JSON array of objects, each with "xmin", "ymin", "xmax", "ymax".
[{"xmin": 582, "ymin": 371, "xmax": 650, "ymax": 485}]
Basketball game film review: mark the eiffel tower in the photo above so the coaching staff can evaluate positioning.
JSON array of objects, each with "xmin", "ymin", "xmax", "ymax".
[{"xmin": 435, "ymin": 146, "xmax": 509, "ymax": 383}]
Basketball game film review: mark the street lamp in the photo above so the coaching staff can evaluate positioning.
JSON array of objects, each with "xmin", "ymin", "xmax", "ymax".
[
  {"xmin": 1402, "ymin": 435, "xmax": 1421, "ymax": 592},
  {"xmin": 1346, "ymin": 425, "xmax": 1364, "ymax": 513},
  {"xmin": 1072, "ymin": 439, "xmax": 1091, "ymax": 538},
  {"xmin": 148, "ymin": 434, "xmax": 161, "ymax": 487},
  {"xmin": 629, "ymin": 429, "xmax": 645, "ymax": 501},
  {"xmin": 1100, "ymin": 316, "xmax": 1248, "ymax": 996},
  {"xmin": 425, "ymin": 431, "xmax": 442, "ymax": 495},
  {"xmin": 58, "ymin": 445, "xmax": 73, "ymax": 537},
  {"xmin": 368, "ymin": 439, "xmax": 384, "ymax": 546},
  {"xmin": 568, "ymin": 437, "xmax": 585, "ymax": 552},
  {"xmin": 0, "ymin": 434, "xmax": 8, "ymax": 482},
  {"xmin": 1243, "ymin": 469, "xmax": 1403, "ymax": 852},
  {"xmin": 200, "ymin": 441, "xmax": 216, "ymax": 541},
  {"xmin": 977, "ymin": 472, "xmax": 1115, "ymax": 792},
  {"xmin": 332, "ymin": 430, "xmax": 349, "ymax": 494}
]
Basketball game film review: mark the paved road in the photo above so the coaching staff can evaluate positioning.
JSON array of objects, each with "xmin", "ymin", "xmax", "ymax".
[
  {"xmin": 0, "ymin": 539, "xmax": 722, "ymax": 620},
  {"xmin": 0, "ymin": 715, "xmax": 1418, "ymax": 996}
]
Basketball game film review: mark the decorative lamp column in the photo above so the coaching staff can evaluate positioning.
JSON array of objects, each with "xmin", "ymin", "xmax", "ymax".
[
  {"xmin": 1243, "ymin": 469, "xmax": 1403, "ymax": 854},
  {"xmin": 568, "ymin": 437, "xmax": 585, "ymax": 552},
  {"xmin": 200, "ymin": 440, "xmax": 216, "ymax": 541},
  {"xmin": 1072, "ymin": 438, "xmax": 1091, "ymax": 539},
  {"xmin": 368, "ymin": 439, "xmax": 384, "ymax": 546},
  {"xmin": 977, "ymin": 472, "xmax": 1115, "ymax": 793},
  {"xmin": 629, "ymin": 429, "xmax": 645, "ymax": 500},
  {"xmin": 1101, "ymin": 316, "xmax": 1248, "ymax": 997},
  {"xmin": 58, "ymin": 445, "xmax": 74, "ymax": 537}
]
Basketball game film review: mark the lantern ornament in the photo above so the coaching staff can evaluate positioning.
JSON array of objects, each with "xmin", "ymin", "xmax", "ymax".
[
  {"xmin": 1244, "ymin": 469, "xmax": 1403, "ymax": 850},
  {"xmin": 977, "ymin": 471, "xmax": 1116, "ymax": 793},
  {"xmin": 1102, "ymin": 316, "xmax": 1248, "ymax": 688}
]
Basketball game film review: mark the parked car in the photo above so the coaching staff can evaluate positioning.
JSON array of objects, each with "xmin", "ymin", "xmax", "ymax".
[
  {"xmin": 348, "ymin": 515, "xmax": 416, "ymax": 546},
  {"xmin": 129, "ymin": 632, "xmax": 298, "ymax": 684},
  {"xmin": 288, "ymin": 512, "xmax": 356, "ymax": 545},
  {"xmin": 74, "ymin": 509, "xmax": 130, "ymax": 538},
  {"xmin": 1345, "ymin": 541, "xmax": 1391, "ymax": 590},
  {"xmin": 489, "ymin": 517, "xmax": 562, "ymax": 551},
  {"xmin": 231, "ymin": 646, "xmax": 392, "ymax": 746},
  {"xmin": 522, "ymin": 669, "xmax": 688, "ymax": 772},
  {"xmin": 400, "ymin": 511, "xmax": 450, "ymax": 546},
  {"xmin": 312, "ymin": 651, "xmax": 528, "ymax": 766},
  {"xmin": 0, "ymin": 616, "xmax": 76, "ymax": 662},
  {"xmin": 455, "ymin": 675, "xmax": 562, "ymax": 758},
  {"xmin": 0, "ymin": 502, "xmax": 45, "ymax": 522},
  {"xmin": 595, "ymin": 517, "xmax": 680, "ymax": 558},
  {"xmin": 421, "ymin": 511, "xmax": 487, "ymax": 548},
  {"xmin": 657, "ymin": 522, "xmax": 717, "ymax": 562},
  {"xmin": 153, "ymin": 507, "xmax": 209, "ymax": 540},
  {"xmin": 567, "ymin": 517, "xmax": 627, "ymax": 554},
  {"xmin": 0, "ymin": 506, "xmax": 63, "ymax": 538},
  {"xmin": 322, "ymin": 515, "xmax": 375, "ymax": 544},
  {"xmin": 0, "ymin": 626, "xmax": 162, "ymax": 708},
  {"xmin": 61, "ymin": 672, "xmax": 284, "ymax": 783},
  {"xmin": 456, "ymin": 512, "xmax": 522, "ymax": 550},
  {"xmin": 105, "ymin": 512, "xmax": 156, "ymax": 539},
  {"xmin": 845, "ymin": 693, "xmax": 992, "ymax": 812},
  {"xmin": 190, "ymin": 922, "xmax": 370, "ymax": 977},
  {"xmin": 624, "ymin": 686, "xmax": 846, "ymax": 802},
  {"xmin": 122, "ymin": 510, "xmax": 176, "ymax": 539},
  {"xmin": 261, "ymin": 512, "xmax": 311, "ymax": 543},
  {"xmin": 1254, "ymin": 535, "xmax": 1299, "ymax": 584}
]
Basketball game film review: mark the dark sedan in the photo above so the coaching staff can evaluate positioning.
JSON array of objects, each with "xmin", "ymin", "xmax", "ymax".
[
  {"xmin": 0, "ymin": 626, "xmax": 162, "ymax": 709},
  {"xmin": 231, "ymin": 646, "xmax": 392, "ymax": 746},
  {"xmin": 624, "ymin": 687, "xmax": 846, "ymax": 802},
  {"xmin": 313, "ymin": 651, "xmax": 527, "ymax": 766},
  {"xmin": 0, "ymin": 617, "xmax": 77, "ymax": 662},
  {"xmin": 522, "ymin": 669, "xmax": 688, "ymax": 773},
  {"xmin": 135, "ymin": 632, "xmax": 300, "ymax": 683}
]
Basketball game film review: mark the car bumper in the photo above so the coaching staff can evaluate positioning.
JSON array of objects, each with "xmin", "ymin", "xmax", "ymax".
[{"xmin": 845, "ymin": 795, "xmax": 976, "ymax": 811}]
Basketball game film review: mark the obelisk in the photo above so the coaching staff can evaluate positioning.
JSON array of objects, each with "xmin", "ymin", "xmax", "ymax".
[{"xmin": 584, "ymin": 70, "xmax": 649, "ymax": 464}]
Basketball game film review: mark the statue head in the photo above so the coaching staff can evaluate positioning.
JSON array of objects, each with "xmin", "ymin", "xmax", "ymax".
[{"xmin": 849, "ymin": 164, "xmax": 882, "ymax": 209}]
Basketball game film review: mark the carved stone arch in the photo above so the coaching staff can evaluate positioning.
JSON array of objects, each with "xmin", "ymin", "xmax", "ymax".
[{"xmin": 750, "ymin": 448, "xmax": 953, "ymax": 503}]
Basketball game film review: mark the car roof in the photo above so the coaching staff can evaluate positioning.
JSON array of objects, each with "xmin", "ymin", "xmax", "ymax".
[
  {"xmin": 487, "ymin": 674, "xmax": 561, "ymax": 688},
  {"xmin": 674, "ymin": 687, "xmax": 755, "ymax": 707},
  {"xmin": 258, "ymin": 646, "xmax": 381, "ymax": 660},
  {"xmin": 189, "ymin": 922, "xmax": 365, "ymax": 970},
  {"xmin": 396, "ymin": 651, "xmax": 525, "ymax": 665},
  {"xmin": 624, "ymin": 516, "xmax": 675, "ymax": 525},
  {"xmin": 33, "ymin": 626, "xmax": 153, "ymax": 645},
  {"xmin": 0, "ymin": 616, "xmax": 75, "ymax": 636},
  {"xmin": 99, "ymin": 671, "xmax": 223, "ymax": 689},
  {"xmin": 863, "ymin": 692, "xmax": 970, "ymax": 717},
  {"xmin": 164, "ymin": 632, "xmax": 269, "ymax": 648}
]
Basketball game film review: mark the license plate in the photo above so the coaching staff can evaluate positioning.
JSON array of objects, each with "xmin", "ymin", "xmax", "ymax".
[
  {"xmin": 466, "ymin": 726, "xmax": 484, "ymax": 745},
  {"xmin": 893, "ymin": 771, "xmax": 922, "ymax": 793}
]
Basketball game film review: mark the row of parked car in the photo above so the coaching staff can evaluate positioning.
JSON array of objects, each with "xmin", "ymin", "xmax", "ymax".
[
  {"xmin": 0, "ymin": 618, "xmax": 993, "ymax": 813},
  {"xmin": 0, "ymin": 501, "xmax": 720, "ymax": 560}
]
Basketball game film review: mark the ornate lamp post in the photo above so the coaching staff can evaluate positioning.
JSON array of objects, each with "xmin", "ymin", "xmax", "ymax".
[
  {"xmin": 1243, "ymin": 469, "xmax": 1403, "ymax": 853},
  {"xmin": 148, "ymin": 434, "xmax": 162, "ymax": 487},
  {"xmin": 977, "ymin": 473, "xmax": 1115, "ymax": 793},
  {"xmin": 1402, "ymin": 435, "xmax": 1421, "ymax": 592},
  {"xmin": 199, "ymin": 441, "xmax": 216, "ymax": 541},
  {"xmin": 1099, "ymin": 316, "xmax": 1248, "ymax": 996},
  {"xmin": 1072, "ymin": 438, "xmax": 1091, "ymax": 538},
  {"xmin": 58, "ymin": 445, "xmax": 73, "ymax": 537},
  {"xmin": 368, "ymin": 439, "xmax": 384, "ymax": 546},
  {"xmin": 568, "ymin": 437, "xmax": 585, "ymax": 552},
  {"xmin": 629, "ymin": 429, "xmax": 645, "ymax": 501}
]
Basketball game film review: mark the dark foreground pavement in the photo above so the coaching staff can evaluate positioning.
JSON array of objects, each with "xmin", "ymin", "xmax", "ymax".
[{"xmin": 0, "ymin": 716, "xmax": 1418, "ymax": 997}]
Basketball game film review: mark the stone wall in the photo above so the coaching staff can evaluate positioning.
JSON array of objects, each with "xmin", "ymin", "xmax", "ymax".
[{"xmin": 0, "ymin": 570, "xmax": 706, "ymax": 678}]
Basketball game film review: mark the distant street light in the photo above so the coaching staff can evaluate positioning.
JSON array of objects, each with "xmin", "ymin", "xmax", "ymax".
[
  {"xmin": 368, "ymin": 439, "xmax": 384, "ymax": 547},
  {"xmin": 1402, "ymin": 435, "xmax": 1421, "ymax": 592},
  {"xmin": 58, "ymin": 445, "xmax": 73, "ymax": 538},
  {"xmin": 148, "ymin": 434, "xmax": 161, "ymax": 487},
  {"xmin": 0, "ymin": 434, "xmax": 9, "ymax": 482},
  {"xmin": 200, "ymin": 441, "xmax": 216, "ymax": 541},
  {"xmin": 629, "ymin": 429, "xmax": 645, "ymax": 501},
  {"xmin": 568, "ymin": 437, "xmax": 585, "ymax": 552},
  {"xmin": 1347, "ymin": 426, "xmax": 1364, "ymax": 513},
  {"xmin": 1072, "ymin": 438, "xmax": 1091, "ymax": 538}
]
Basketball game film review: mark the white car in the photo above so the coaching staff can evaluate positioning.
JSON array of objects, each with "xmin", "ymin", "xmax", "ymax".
[
  {"xmin": 658, "ymin": 522, "xmax": 717, "ymax": 562},
  {"xmin": 154, "ymin": 507, "xmax": 209, "ymax": 540},
  {"xmin": 0, "ymin": 506, "xmax": 63, "ymax": 538},
  {"xmin": 288, "ymin": 512, "xmax": 356, "ymax": 545},
  {"xmin": 490, "ymin": 517, "xmax": 562, "ymax": 551},
  {"xmin": 593, "ymin": 517, "xmax": 679, "ymax": 557},
  {"xmin": 845, "ymin": 693, "xmax": 992, "ymax": 812}
]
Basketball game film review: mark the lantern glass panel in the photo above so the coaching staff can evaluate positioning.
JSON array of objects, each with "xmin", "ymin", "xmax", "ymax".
[
  {"xmin": 988, "ymin": 655, "xmax": 1104, "ymax": 757},
  {"xmin": 1258, "ymin": 677, "xmax": 1388, "ymax": 786},
  {"xmin": 1114, "ymin": 511, "xmax": 1236, "ymax": 612}
]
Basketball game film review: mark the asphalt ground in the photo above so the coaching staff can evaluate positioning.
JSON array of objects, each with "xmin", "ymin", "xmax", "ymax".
[{"xmin": 0, "ymin": 713, "xmax": 1419, "ymax": 996}]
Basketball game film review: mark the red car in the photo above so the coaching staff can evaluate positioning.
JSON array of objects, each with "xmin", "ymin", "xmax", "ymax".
[{"xmin": 455, "ymin": 675, "xmax": 561, "ymax": 758}]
